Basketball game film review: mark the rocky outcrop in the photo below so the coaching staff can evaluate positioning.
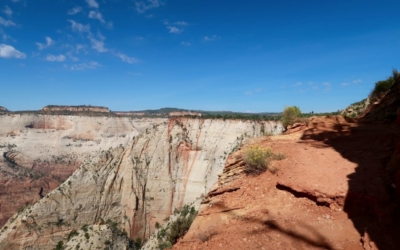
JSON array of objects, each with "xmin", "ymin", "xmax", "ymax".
[
  {"xmin": 0, "ymin": 114, "xmax": 283, "ymax": 249},
  {"xmin": 0, "ymin": 114, "xmax": 159, "ymax": 228},
  {"xmin": 0, "ymin": 107, "xmax": 8, "ymax": 112},
  {"xmin": 41, "ymin": 105, "xmax": 110, "ymax": 113}
]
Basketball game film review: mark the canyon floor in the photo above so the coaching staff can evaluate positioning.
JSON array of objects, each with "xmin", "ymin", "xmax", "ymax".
[{"xmin": 173, "ymin": 116, "xmax": 400, "ymax": 250}]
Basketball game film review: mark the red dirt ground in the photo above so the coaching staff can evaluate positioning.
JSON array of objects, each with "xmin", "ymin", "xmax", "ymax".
[{"xmin": 173, "ymin": 116, "xmax": 400, "ymax": 250}]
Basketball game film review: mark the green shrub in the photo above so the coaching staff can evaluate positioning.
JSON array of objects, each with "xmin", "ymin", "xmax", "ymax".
[
  {"xmin": 157, "ymin": 205, "xmax": 197, "ymax": 247},
  {"xmin": 370, "ymin": 69, "xmax": 399, "ymax": 101},
  {"xmin": 55, "ymin": 241, "xmax": 64, "ymax": 250},
  {"xmin": 281, "ymin": 106, "xmax": 301, "ymax": 129},
  {"xmin": 243, "ymin": 146, "xmax": 274, "ymax": 174},
  {"xmin": 67, "ymin": 230, "xmax": 79, "ymax": 240}
]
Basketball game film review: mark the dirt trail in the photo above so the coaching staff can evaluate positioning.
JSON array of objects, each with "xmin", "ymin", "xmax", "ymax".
[{"xmin": 173, "ymin": 116, "xmax": 400, "ymax": 250}]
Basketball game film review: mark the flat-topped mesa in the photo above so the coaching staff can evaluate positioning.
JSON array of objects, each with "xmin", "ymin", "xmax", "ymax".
[{"xmin": 41, "ymin": 105, "xmax": 110, "ymax": 113}]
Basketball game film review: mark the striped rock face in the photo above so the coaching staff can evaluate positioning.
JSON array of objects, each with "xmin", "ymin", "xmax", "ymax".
[{"xmin": 0, "ymin": 114, "xmax": 282, "ymax": 250}]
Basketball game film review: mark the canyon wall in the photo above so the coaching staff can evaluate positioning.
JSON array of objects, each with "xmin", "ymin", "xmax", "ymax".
[
  {"xmin": 0, "ymin": 114, "xmax": 162, "ymax": 227},
  {"xmin": 0, "ymin": 114, "xmax": 283, "ymax": 249}
]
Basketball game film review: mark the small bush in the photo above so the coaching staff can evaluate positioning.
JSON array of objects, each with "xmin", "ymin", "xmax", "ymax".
[
  {"xmin": 55, "ymin": 241, "xmax": 64, "ymax": 250},
  {"xmin": 67, "ymin": 230, "xmax": 79, "ymax": 240},
  {"xmin": 370, "ymin": 69, "xmax": 399, "ymax": 101},
  {"xmin": 281, "ymin": 106, "xmax": 301, "ymax": 129},
  {"xmin": 242, "ymin": 147, "xmax": 285, "ymax": 174},
  {"xmin": 273, "ymin": 153, "xmax": 286, "ymax": 161},
  {"xmin": 243, "ymin": 146, "xmax": 273, "ymax": 174}
]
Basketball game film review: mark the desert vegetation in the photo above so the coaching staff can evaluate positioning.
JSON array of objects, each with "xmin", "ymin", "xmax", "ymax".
[
  {"xmin": 281, "ymin": 106, "xmax": 302, "ymax": 129},
  {"xmin": 242, "ymin": 146, "xmax": 286, "ymax": 175},
  {"xmin": 156, "ymin": 205, "xmax": 197, "ymax": 249},
  {"xmin": 370, "ymin": 69, "xmax": 399, "ymax": 102}
]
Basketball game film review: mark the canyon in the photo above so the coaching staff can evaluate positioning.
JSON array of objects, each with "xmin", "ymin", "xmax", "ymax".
[{"xmin": 0, "ymin": 112, "xmax": 282, "ymax": 249}]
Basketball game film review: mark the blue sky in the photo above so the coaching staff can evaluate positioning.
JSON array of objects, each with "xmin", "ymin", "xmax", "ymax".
[{"xmin": 0, "ymin": 0, "xmax": 399, "ymax": 112}]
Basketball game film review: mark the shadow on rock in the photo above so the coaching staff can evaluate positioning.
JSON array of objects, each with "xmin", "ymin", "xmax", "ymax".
[{"xmin": 300, "ymin": 115, "xmax": 400, "ymax": 249}]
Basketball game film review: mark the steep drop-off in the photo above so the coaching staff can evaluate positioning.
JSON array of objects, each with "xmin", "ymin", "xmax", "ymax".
[{"xmin": 0, "ymin": 114, "xmax": 282, "ymax": 249}]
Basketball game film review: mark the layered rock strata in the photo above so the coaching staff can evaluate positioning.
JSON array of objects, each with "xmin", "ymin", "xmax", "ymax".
[{"xmin": 0, "ymin": 115, "xmax": 282, "ymax": 249}]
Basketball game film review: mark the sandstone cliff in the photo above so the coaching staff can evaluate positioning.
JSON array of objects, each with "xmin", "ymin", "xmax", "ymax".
[{"xmin": 0, "ymin": 114, "xmax": 282, "ymax": 249}]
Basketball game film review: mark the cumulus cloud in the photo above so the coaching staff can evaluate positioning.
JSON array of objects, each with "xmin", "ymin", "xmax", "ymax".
[
  {"xmin": 203, "ymin": 35, "xmax": 221, "ymax": 42},
  {"xmin": 341, "ymin": 82, "xmax": 349, "ymax": 86},
  {"xmin": 85, "ymin": 0, "xmax": 99, "ymax": 8},
  {"xmin": 135, "ymin": 0, "xmax": 162, "ymax": 13},
  {"xmin": 36, "ymin": 36, "xmax": 54, "ymax": 50},
  {"xmin": 68, "ymin": 6, "xmax": 82, "ymax": 15},
  {"xmin": 167, "ymin": 26, "xmax": 182, "ymax": 34},
  {"xmin": 71, "ymin": 61, "xmax": 100, "ymax": 70},
  {"xmin": 353, "ymin": 79, "xmax": 362, "ymax": 84},
  {"xmin": 0, "ymin": 16, "xmax": 16, "ymax": 27},
  {"xmin": 0, "ymin": 43, "xmax": 26, "ymax": 58},
  {"xmin": 2, "ymin": 6, "xmax": 12, "ymax": 17},
  {"xmin": 69, "ymin": 20, "xmax": 90, "ymax": 33},
  {"xmin": 89, "ymin": 10, "xmax": 105, "ymax": 23},
  {"xmin": 116, "ymin": 53, "xmax": 138, "ymax": 64},
  {"xmin": 46, "ymin": 54, "xmax": 66, "ymax": 62}
]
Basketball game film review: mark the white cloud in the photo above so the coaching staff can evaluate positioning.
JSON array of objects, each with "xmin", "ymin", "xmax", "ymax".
[
  {"xmin": 68, "ymin": 6, "xmax": 82, "ymax": 15},
  {"xmin": 293, "ymin": 82, "xmax": 302, "ymax": 87},
  {"xmin": 181, "ymin": 41, "xmax": 191, "ymax": 46},
  {"xmin": 1, "ymin": 30, "xmax": 14, "ymax": 41},
  {"xmin": 135, "ymin": 0, "xmax": 162, "ymax": 13},
  {"xmin": 341, "ymin": 82, "xmax": 348, "ymax": 86},
  {"xmin": 174, "ymin": 21, "xmax": 188, "ymax": 26},
  {"xmin": 89, "ymin": 33, "xmax": 107, "ymax": 52},
  {"xmin": 167, "ymin": 26, "xmax": 182, "ymax": 34},
  {"xmin": 36, "ymin": 36, "xmax": 54, "ymax": 50},
  {"xmin": 203, "ymin": 35, "xmax": 221, "ymax": 42},
  {"xmin": 85, "ymin": 0, "xmax": 99, "ymax": 8},
  {"xmin": 322, "ymin": 82, "xmax": 332, "ymax": 91},
  {"xmin": 89, "ymin": 10, "xmax": 105, "ymax": 23},
  {"xmin": 353, "ymin": 79, "xmax": 362, "ymax": 84},
  {"xmin": 0, "ymin": 16, "xmax": 16, "ymax": 27},
  {"xmin": 69, "ymin": 20, "xmax": 90, "ymax": 33},
  {"xmin": 76, "ymin": 44, "xmax": 86, "ymax": 51},
  {"xmin": 2, "ymin": 6, "xmax": 12, "ymax": 17},
  {"xmin": 46, "ymin": 54, "xmax": 66, "ymax": 62},
  {"xmin": 308, "ymin": 81, "xmax": 314, "ymax": 85},
  {"xmin": 106, "ymin": 21, "xmax": 113, "ymax": 29},
  {"xmin": 71, "ymin": 61, "xmax": 99, "ymax": 70},
  {"xmin": 244, "ymin": 88, "xmax": 263, "ymax": 95},
  {"xmin": 0, "ymin": 43, "xmax": 26, "ymax": 58},
  {"xmin": 116, "ymin": 53, "xmax": 138, "ymax": 64}
]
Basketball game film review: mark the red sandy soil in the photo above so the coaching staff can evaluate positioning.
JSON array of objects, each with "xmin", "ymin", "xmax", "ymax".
[{"xmin": 173, "ymin": 116, "xmax": 400, "ymax": 250}]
